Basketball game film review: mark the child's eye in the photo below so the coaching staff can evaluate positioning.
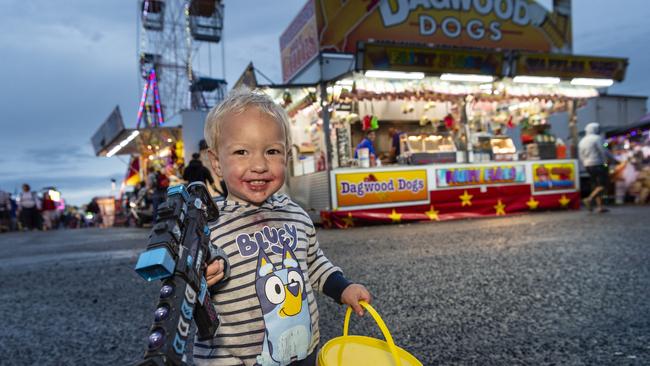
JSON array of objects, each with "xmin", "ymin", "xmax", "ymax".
[
  {"xmin": 267, "ymin": 149, "xmax": 282, "ymax": 155},
  {"xmin": 233, "ymin": 150, "xmax": 247, "ymax": 155}
]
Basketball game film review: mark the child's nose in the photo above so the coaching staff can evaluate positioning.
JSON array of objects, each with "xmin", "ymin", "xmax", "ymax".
[{"xmin": 249, "ymin": 153, "xmax": 268, "ymax": 172}]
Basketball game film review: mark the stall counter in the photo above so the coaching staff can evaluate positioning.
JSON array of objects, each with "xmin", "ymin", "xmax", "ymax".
[{"xmin": 318, "ymin": 159, "xmax": 580, "ymax": 228}]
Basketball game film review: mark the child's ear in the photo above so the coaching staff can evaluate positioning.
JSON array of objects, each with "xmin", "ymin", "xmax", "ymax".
[
  {"xmin": 286, "ymin": 144, "xmax": 293, "ymax": 161},
  {"xmin": 207, "ymin": 149, "xmax": 222, "ymax": 177}
]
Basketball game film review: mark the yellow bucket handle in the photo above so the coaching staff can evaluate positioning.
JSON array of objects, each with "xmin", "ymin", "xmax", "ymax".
[{"xmin": 343, "ymin": 301, "xmax": 402, "ymax": 366}]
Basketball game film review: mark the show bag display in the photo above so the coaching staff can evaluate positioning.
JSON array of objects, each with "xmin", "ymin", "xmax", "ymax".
[{"xmin": 532, "ymin": 162, "xmax": 576, "ymax": 192}]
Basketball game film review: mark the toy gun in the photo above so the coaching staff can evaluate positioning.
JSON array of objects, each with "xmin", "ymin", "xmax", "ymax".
[{"xmin": 134, "ymin": 182, "xmax": 230, "ymax": 366}]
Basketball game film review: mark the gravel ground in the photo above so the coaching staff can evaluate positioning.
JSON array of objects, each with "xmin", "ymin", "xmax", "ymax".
[{"xmin": 0, "ymin": 207, "xmax": 649, "ymax": 365}]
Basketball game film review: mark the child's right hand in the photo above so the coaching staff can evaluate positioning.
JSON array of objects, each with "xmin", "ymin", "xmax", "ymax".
[
  {"xmin": 341, "ymin": 284, "xmax": 372, "ymax": 316},
  {"xmin": 205, "ymin": 259, "xmax": 226, "ymax": 287}
]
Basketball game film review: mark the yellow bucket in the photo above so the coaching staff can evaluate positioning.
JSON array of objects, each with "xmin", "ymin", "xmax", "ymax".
[{"xmin": 318, "ymin": 301, "xmax": 423, "ymax": 366}]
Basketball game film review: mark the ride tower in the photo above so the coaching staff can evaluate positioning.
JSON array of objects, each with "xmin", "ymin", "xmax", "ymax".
[{"xmin": 138, "ymin": 0, "xmax": 227, "ymax": 128}]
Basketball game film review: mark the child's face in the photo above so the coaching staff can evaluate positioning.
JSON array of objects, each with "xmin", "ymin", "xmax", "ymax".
[{"xmin": 210, "ymin": 108, "xmax": 287, "ymax": 205}]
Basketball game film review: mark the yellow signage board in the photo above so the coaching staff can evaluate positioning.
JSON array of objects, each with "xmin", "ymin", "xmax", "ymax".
[
  {"xmin": 335, "ymin": 169, "xmax": 428, "ymax": 207},
  {"xmin": 315, "ymin": 0, "xmax": 572, "ymax": 54}
]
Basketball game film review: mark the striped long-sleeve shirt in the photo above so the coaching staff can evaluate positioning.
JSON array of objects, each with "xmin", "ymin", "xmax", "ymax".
[{"xmin": 193, "ymin": 194, "xmax": 340, "ymax": 366}]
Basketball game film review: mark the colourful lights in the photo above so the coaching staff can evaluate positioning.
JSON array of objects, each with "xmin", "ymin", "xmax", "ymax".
[
  {"xmin": 136, "ymin": 68, "xmax": 165, "ymax": 129},
  {"xmin": 107, "ymin": 130, "xmax": 141, "ymax": 157}
]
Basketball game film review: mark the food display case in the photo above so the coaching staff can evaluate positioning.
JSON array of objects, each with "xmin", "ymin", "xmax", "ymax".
[
  {"xmin": 470, "ymin": 133, "xmax": 493, "ymax": 162},
  {"xmin": 399, "ymin": 133, "xmax": 458, "ymax": 165},
  {"xmin": 490, "ymin": 136, "xmax": 517, "ymax": 161}
]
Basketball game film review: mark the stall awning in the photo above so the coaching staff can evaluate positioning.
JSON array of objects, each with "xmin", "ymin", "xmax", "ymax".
[
  {"xmin": 356, "ymin": 42, "xmax": 628, "ymax": 84},
  {"xmin": 94, "ymin": 126, "xmax": 182, "ymax": 157}
]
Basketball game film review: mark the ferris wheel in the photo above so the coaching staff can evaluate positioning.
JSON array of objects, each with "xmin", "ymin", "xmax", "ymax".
[{"xmin": 136, "ymin": 0, "xmax": 227, "ymax": 128}]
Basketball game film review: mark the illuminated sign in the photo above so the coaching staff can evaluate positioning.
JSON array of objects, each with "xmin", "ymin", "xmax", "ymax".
[
  {"xmin": 516, "ymin": 52, "xmax": 628, "ymax": 81},
  {"xmin": 360, "ymin": 43, "xmax": 503, "ymax": 75},
  {"xmin": 335, "ymin": 169, "xmax": 428, "ymax": 207},
  {"xmin": 532, "ymin": 162, "xmax": 575, "ymax": 191},
  {"xmin": 280, "ymin": 0, "xmax": 319, "ymax": 82},
  {"xmin": 314, "ymin": 0, "xmax": 572, "ymax": 54},
  {"xmin": 436, "ymin": 165, "xmax": 526, "ymax": 188}
]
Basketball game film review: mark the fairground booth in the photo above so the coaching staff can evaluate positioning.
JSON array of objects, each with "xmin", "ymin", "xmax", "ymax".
[
  {"xmin": 92, "ymin": 106, "xmax": 185, "ymax": 191},
  {"xmin": 244, "ymin": 0, "xmax": 629, "ymax": 228}
]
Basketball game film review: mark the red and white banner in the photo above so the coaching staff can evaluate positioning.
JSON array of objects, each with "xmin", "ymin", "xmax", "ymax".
[
  {"xmin": 322, "ymin": 185, "xmax": 580, "ymax": 229},
  {"xmin": 322, "ymin": 159, "xmax": 580, "ymax": 228}
]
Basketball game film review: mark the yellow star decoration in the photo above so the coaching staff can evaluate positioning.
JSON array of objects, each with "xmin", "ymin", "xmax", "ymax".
[
  {"xmin": 341, "ymin": 213, "xmax": 354, "ymax": 228},
  {"xmin": 526, "ymin": 197, "xmax": 539, "ymax": 210},
  {"xmin": 425, "ymin": 205, "xmax": 440, "ymax": 221},
  {"xmin": 388, "ymin": 209, "xmax": 402, "ymax": 223},
  {"xmin": 494, "ymin": 199, "xmax": 506, "ymax": 215},
  {"xmin": 459, "ymin": 190, "xmax": 473, "ymax": 207},
  {"xmin": 559, "ymin": 194, "xmax": 571, "ymax": 207}
]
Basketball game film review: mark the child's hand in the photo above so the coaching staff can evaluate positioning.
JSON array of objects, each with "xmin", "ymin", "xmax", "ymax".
[
  {"xmin": 205, "ymin": 259, "xmax": 226, "ymax": 287},
  {"xmin": 341, "ymin": 284, "xmax": 372, "ymax": 316}
]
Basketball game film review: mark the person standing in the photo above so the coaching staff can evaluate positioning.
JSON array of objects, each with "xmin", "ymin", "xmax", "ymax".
[
  {"xmin": 354, "ymin": 130, "xmax": 377, "ymax": 166},
  {"xmin": 579, "ymin": 122, "xmax": 614, "ymax": 213},
  {"xmin": 41, "ymin": 191, "xmax": 58, "ymax": 230},
  {"xmin": 183, "ymin": 152, "xmax": 221, "ymax": 191},
  {"xmin": 18, "ymin": 184, "xmax": 41, "ymax": 230},
  {"xmin": 86, "ymin": 198, "xmax": 101, "ymax": 227},
  {"xmin": 151, "ymin": 168, "xmax": 169, "ymax": 223},
  {"xmin": 0, "ymin": 189, "xmax": 11, "ymax": 232},
  {"xmin": 388, "ymin": 127, "xmax": 406, "ymax": 163}
]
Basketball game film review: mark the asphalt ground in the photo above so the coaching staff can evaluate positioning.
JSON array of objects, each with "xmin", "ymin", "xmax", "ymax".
[{"xmin": 0, "ymin": 206, "xmax": 649, "ymax": 365}]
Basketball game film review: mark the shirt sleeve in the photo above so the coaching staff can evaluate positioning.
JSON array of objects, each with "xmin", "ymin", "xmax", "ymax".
[
  {"xmin": 368, "ymin": 141, "xmax": 377, "ymax": 158},
  {"xmin": 305, "ymin": 224, "xmax": 340, "ymax": 293},
  {"xmin": 597, "ymin": 137, "xmax": 617, "ymax": 163},
  {"xmin": 322, "ymin": 271, "xmax": 352, "ymax": 303}
]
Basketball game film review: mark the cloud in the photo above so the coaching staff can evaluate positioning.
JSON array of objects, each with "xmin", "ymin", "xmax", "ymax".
[{"xmin": 22, "ymin": 145, "xmax": 95, "ymax": 166}]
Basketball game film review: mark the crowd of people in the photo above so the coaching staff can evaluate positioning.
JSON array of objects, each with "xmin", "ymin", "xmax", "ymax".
[
  {"xmin": 0, "ymin": 184, "xmax": 100, "ymax": 233},
  {"xmin": 579, "ymin": 122, "xmax": 650, "ymax": 211}
]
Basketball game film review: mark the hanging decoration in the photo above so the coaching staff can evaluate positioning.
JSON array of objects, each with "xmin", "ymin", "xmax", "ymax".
[
  {"xmin": 370, "ymin": 115, "xmax": 379, "ymax": 130},
  {"xmin": 362, "ymin": 115, "xmax": 371, "ymax": 131},
  {"xmin": 443, "ymin": 113, "xmax": 455, "ymax": 129}
]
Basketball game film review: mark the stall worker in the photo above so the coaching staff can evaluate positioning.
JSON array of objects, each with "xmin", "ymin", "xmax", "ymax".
[
  {"xmin": 388, "ymin": 127, "xmax": 406, "ymax": 163},
  {"xmin": 354, "ymin": 130, "xmax": 377, "ymax": 165}
]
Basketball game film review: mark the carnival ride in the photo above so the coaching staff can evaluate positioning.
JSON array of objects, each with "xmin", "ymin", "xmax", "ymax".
[{"xmin": 138, "ymin": 0, "xmax": 227, "ymax": 127}]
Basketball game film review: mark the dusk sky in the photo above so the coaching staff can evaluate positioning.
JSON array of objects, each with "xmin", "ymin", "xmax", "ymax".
[{"xmin": 1, "ymin": 0, "xmax": 649, "ymax": 205}]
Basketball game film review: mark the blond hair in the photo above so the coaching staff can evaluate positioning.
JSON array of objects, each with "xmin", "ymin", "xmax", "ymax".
[{"xmin": 204, "ymin": 88, "xmax": 292, "ymax": 154}]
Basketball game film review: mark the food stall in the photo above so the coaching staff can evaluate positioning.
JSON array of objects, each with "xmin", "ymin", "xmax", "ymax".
[
  {"xmin": 237, "ymin": 0, "xmax": 628, "ymax": 227},
  {"xmin": 91, "ymin": 106, "xmax": 185, "ymax": 226},
  {"xmin": 274, "ymin": 74, "xmax": 588, "ymax": 227},
  {"xmin": 91, "ymin": 106, "xmax": 185, "ymax": 189}
]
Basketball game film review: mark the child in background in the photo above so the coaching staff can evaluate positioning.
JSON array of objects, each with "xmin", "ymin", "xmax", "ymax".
[{"xmin": 196, "ymin": 90, "xmax": 371, "ymax": 366}]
